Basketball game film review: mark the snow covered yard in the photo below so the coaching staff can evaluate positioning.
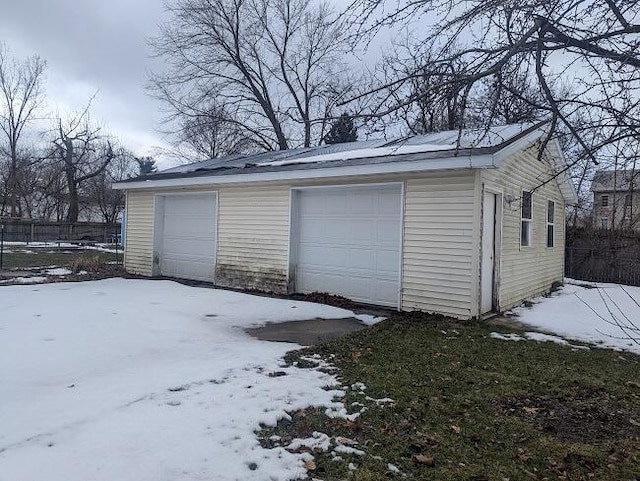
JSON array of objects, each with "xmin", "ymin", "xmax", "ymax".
[
  {"xmin": 0, "ymin": 279, "xmax": 366, "ymax": 481},
  {"xmin": 507, "ymin": 279, "xmax": 640, "ymax": 354}
]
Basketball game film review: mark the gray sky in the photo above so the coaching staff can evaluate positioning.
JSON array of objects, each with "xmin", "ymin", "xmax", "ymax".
[
  {"xmin": 0, "ymin": 0, "xmax": 170, "ymax": 160},
  {"xmin": 0, "ymin": 0, "xmax": 394, "ymax": 167}
]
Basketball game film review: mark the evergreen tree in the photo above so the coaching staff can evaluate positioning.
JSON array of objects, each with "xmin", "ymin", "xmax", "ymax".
[
  {"xmin": 136, "ymin": 157, "xmax": 157, "ymax": 175},
  {"xmin": 324, "ymin": 114, "xmax": 357, "ymax": 144}
]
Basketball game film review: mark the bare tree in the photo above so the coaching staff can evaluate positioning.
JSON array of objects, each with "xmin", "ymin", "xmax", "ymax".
[
  {"xmin": 50, "ymin": 110, "xmax": 115, "ymax": 223},
  {"xmin": 343, "ymin": 1, "xmax": 640, "ymax": 172},
  {"xmin": 177, "ymin": 102, "xmax": 255, "ymax": 159},
  {"xmin": 85, "ymin": 148, "xmax": 137, "ymax": 224},
  {"xmin": 149, "ymin": 0, "xmax": 352, "ymax": 152},
  {"xmin": 0, "ymin": 43, "xmax": 46, "ymax": 217}
]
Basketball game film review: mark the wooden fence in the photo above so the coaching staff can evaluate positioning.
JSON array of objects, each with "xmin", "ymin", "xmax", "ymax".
[
  {"xmin": 0, "ymin": 218, "xmax": 121, "ymax": 243},
  {"xmin": 565, "ymin": 229, "xmax": 640, "ymax": 286}
]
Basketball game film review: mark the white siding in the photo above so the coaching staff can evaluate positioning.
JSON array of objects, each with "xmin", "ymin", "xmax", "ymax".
[
  {"xmin": 124, "ymin": 191, "xmax": 154, "ymax": 276},
  {"xmin": 215, "ymin": 184, "xmax": 290, "ymax": 292},
  {"xmin": 482, "ymin": 147, "xmax": 566, "ymax": 310},
  {"xmin": 402, "ymin": 172, "xmax": 477, "ymax": 319}
]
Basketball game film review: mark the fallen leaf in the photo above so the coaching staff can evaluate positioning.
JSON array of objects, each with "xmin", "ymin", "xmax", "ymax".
[
  {"xmin": 335, "ymin": 436, "xmax": 357, "ymax": 446},
  {"xmin": 522, "ymin": 407, "xmax": 539, "ymax": 415},
  {"xmin": 630, "ymin": 418, "xmax": 640, "ymax": 427},
  {"xmin": 303, "ymin": 460, "xmax": 316, "ymax": 470},
  {"xmin": 414, "ymin": 455, "xmax": 435, "ymax": 467},
  {"xmin": 450, "ymin": 425, "xmax": 461, "ymax": 434}
]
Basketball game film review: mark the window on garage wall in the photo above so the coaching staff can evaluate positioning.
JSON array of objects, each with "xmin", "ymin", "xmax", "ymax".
[
  {"xmin": 521, "ymin": 191, "xmax": 532, "ymax": 247},
  {"xmin": 547, "ymin": 200, "xmax": 555, "ymax": 248}
]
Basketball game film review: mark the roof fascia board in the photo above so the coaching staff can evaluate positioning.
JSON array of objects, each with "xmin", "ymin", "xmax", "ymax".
[
  {"xmin": 491, "ymin": 126, "xmax": 547, "ymax": 166},
  {"xmin": 114, "ymin": 153, "xmax": 494, "ymax": 190},
  {"xmin": 492, "ymin": 127, "xmax": 578, "ymax": 206}
]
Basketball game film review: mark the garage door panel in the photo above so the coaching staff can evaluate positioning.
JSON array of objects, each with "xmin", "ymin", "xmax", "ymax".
[
  {"xmin": 350, "ymin": 220, "xmax": 376, "ymax": 242},
  {"xmin": 377, "ymin": 220, "xmax": 401, "ymax": 243},
  {"xmin": 350, "ymin": 192, "xmax": 376, "ymax": 214},
  {"xmin": 164, "ymin": 222, "xmax": 215, "ymax": 238},
  {"xmin": 299, "ymin": 222, "xmax": 325, "ymax": 241},
  {"xmin": 159, "ymin": 194, "xmax": 217, "ymax": 282},
  {"xmin": 378, "ymin": 191, "xmax": 402, "ymax": 213},
  {"xmin": 296, "ymin": 185, "xmax": 401, "ymax": 307},
  {"xmin": 376, "ymin": 249, "xmax": 400, "ymax": 272},
  {"xmin": 376, "ymin": 280, "xmax": 399, "ymax": 305},
  {"xmin": 349, "ymin": 248, "xmax": 376, "ymax": 269},
  {"xmin": 163, "ymin": 238, "xmax": 215, "ymax": 256},
  {"xmin": 324, "ymin": 193, "xmax": 349, "ymax": 214},
  {"xmin": 325, "ymin": 219, "xmax": 351, "ymax": 241}
]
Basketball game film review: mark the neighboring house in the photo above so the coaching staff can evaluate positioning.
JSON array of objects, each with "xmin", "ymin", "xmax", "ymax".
[
  {"xmin": 114, "ymin": 122, "xmax": 577, "ymax": 320},
  {"xmin": 591, "ymin": 169, "xmax": 640, "ymax": 230}
]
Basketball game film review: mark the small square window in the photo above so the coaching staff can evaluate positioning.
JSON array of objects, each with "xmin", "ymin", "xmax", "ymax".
[
  {"xmin": 600, "ymin": 217, "xmax": 610, "ymax": 229},
  {"xmin": 601, "ymin": 195, "xmax": 609, "ymax": 207}
]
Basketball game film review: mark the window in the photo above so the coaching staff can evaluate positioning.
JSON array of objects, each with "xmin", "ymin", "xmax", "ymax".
[
  {"xmin": 547, "ymin": 200, "xmax": 555, "ymax": 248},
  {"xmin": 601, "ymin": 195, "xmax": 609, "ymax": 207},
  {"xmin": 600, "ymin": 217, "xmax": 610, "ymax": 229},
  {"xmin": 521, "ymin": 191, "xmax": 532, "ymax": 247}
]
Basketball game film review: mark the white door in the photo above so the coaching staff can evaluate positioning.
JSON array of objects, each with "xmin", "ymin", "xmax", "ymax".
[
  {"xmin": 481, "ymin": 192, "xmax": 497, "ymax": 314},
  {"xmin": 295, "ymin": 185, "xmax": 402, "ymax": 307},
  {"xmin": 159, "ymin": 194, "xmax": 217, "ymax": 282}
]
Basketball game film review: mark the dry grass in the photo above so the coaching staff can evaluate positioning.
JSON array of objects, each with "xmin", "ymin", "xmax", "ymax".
[{"xmin": 69, "ymin": 254, "xmax": 106, "ymax": 274}]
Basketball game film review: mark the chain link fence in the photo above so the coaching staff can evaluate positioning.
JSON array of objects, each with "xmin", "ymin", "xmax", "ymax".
[{"xmin": 0, "ymin": 218, "xmax": 120, "ymax": 244}]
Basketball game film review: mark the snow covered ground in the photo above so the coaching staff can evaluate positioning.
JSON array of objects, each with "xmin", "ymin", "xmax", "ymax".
[
  {"xmin": 2, "ymin": 241, "xmax": 120, "ymax": 253},
  {"xmin": 0, "ymin": 279, "xmax": 368, "ymax": 481},
  {"xmin": 508, "ymin": 279, "xmax": 640, "ymax": 354}
]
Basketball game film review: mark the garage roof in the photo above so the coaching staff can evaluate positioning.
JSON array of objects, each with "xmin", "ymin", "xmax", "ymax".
[{"xmin": 114, "ymin": 122, "xmax": 577, "ymax": 204}]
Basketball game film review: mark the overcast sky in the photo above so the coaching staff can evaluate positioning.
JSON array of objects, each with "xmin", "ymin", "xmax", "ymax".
[
  {"xmin": 0, "ymin": 0, "xmax": 171, "ymax": 161},
  {"xmin": 0, "ymin": 0, "xmax": 397, "ymax": 168}
]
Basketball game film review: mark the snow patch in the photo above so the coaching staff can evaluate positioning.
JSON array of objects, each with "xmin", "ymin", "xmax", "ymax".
[
  {"xmin": 287, "ymin": 432, "xmax": 331, "ymax": 453},
  {"xmin": 44, "ymin": 267, "xmax": 73, "ymax": 276},
  {"xmin": 510, "ymin": 281, "xmax": 640, "ymax": 354},
  {"xmin": 0, "ymin": 279, "xmax": 365, "ymax": 481},
  {"xmin": 355, "ymin": 314, "xmax": 386, "ymax": 326}
]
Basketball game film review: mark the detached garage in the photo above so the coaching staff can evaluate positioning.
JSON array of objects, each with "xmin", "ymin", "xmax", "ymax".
[{"xmin": 115, "ymin": 122, "xmax": 577, "ymax": 319}]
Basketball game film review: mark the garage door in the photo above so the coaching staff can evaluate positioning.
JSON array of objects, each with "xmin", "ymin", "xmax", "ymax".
[
  {"xmin": 159, "ymin": 194, "xmax": 217, "ymax": 282},
  {"xmin": 295, "ymin": 185, "xmax": 402, "ymax": 307}
]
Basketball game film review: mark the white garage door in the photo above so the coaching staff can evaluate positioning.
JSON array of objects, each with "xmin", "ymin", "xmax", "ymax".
[
  {"xmin": 159, "ymin": 194, "xmax": 217, "ymax": 282},
  {"xmin": 295, "ymin": 185, "xmax": 402, "ymax": 307}
]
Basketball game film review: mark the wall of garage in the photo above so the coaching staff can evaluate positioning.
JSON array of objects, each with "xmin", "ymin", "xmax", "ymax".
[
  {"xmin": 123, "ymin": 171, "xmax": 480, "ymax": 318},
  {"xmin": 215, "ymin": 184, "xmax": 290, "ymax": 292},
  {"xmin": 482, "ymin": 144, "xmax": 566, "ymax": 310},
  {"xmin": 123, "ymin": 190, "xmax": 154, "ymax": 276},
  {"xmin": 402, "ymin": 172, "xmax": 478, "ymax": 318}
]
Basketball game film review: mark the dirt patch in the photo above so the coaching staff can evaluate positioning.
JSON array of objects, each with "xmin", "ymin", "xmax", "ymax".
[
  {"xmin": 290, "ymin": 291, "xmax": 394, "ymax": 318},
  {"xmin": 290, "ymin": 292, "xmax": 359, "ymax": 309},
  {"xmin": 246, "ymin": 317, "xmax": 368, "ymax": 345},
  {"xmin": 497, "ymin": 389, "xmax": 640, "ymax": 443}
]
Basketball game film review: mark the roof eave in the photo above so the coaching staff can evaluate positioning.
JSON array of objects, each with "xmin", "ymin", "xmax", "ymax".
[{"xmin": 113, "ymin": 153, "xmax": 495, "ymax": 190}]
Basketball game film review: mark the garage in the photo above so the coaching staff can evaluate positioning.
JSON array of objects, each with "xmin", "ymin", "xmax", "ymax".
[
  {"xmin": 155, "ymin": 193, "xmax": 217, "ymax": 282},
  {"xmin": 294, "ymin": 184, "xmax": 402, "ymax": 307}
]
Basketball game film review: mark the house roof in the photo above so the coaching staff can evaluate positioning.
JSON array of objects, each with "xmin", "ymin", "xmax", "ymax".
[
  {"xmin": 114, "ymin": 121, "xmax": 577, "ymax": 204},
  {"xmin": 591, "ymin": 169, "xmax": 640, "ymax": 193}
]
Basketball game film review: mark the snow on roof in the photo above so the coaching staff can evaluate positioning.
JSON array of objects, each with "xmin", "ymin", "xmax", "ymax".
[
  {"xmin": 257, "ymin": 142, "xmax": 455, "ymax": 167},
  {"xmin": 155, "ymin": 123, "xmax": 539, "ymax": 175}
]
